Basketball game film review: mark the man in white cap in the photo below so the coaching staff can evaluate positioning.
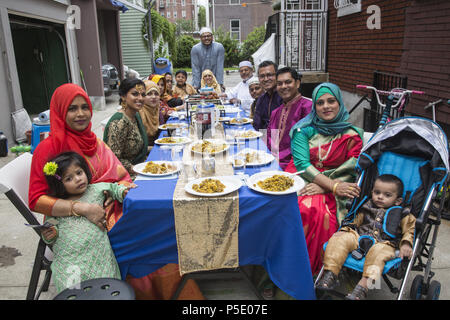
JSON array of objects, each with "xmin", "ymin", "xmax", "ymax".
[
  {"xmin": 221, "ymin": 60, "xmax": 255, "ymax": 116},
  {"xmin": 191, "ymin": 27, "xmax": 225, "ymax": 91}
]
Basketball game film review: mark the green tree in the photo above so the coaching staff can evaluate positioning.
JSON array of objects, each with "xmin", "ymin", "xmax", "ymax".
[
  {"xmin": 198, "ymin": 5, "xmax": 206, "ymax": 29},
  {"xmin": 173, "ymin": 35, "xmax": 199, "ymax": 68},
  {"xmin": 239, "ymin": 25, "xmax": 266, "ymax": 62},
  {"xmin": 175, "ymin": 19, "xmax": 195, "ymax": 35},
  {"xmin": 214, "ymin": 26, "xmax": 240, "ymax": 67}
]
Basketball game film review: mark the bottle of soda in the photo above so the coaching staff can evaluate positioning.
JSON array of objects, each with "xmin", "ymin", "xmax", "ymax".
[{"xmin": 0, "ymin": 131, "xmax": 8, "ymax": 157}]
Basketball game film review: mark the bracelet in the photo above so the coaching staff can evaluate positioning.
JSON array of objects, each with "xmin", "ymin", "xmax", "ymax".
[
  {"xmin": 332, "ymin": 182, "xmax": 340, "ymax": 195},
  {"xmin": 70, "ymin": 200, "xmax": 80, "ymax": 217}
]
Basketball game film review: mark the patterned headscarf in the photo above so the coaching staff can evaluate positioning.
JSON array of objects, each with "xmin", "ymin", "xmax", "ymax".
[{"xmin": 289, "ymin": 82, "xmax": 352, "ymax": 137}]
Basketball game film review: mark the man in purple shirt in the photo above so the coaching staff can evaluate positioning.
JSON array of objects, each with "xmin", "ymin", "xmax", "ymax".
[
  {"xmin": 252, "ymin": 61, "xmax": 283, "ymax": 131},
  {"xmin": 267, "ymin": 67, "xmax": 312, "ymax": 169}
]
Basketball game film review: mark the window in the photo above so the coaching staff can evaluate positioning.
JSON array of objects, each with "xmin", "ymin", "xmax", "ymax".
[
  {"xmin": 173, "ymin": 11, "xmax": 177, "ymax": 18},
  {"xmin": 334, "ymin": 0, "xmax": 361, "ymax": 17},
  {"xmin": 166, "ymin": 0, "xmax": 170, "ymax": 7},
  {"xmin": 181, "ymin": 0, "xmax": 186, "ymax": 6},
  {"xmin": 167, "ymin": 11, "xmax": 171, "ymax": 18},
  {"xmin": 230, "ymin": 19, "xmax": 240, "ymax": 42},
  {"xmin": 229, "ymin": 0, "xmax": 240, "ymax": 4},
  {"xmin": 182, "ymin": 10, "xmax": 186, "ymax": 18}
]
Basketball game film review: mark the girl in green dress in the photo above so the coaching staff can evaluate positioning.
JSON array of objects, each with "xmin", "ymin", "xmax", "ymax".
[{"xmin": 41, "ymin": 151, "xmax": 135, "ymax": 293}]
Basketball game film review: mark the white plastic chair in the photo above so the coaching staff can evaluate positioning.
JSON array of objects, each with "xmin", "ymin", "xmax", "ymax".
[{"xmin": 0, "ymin": 152, "xmax": 53, "ymax": 300}]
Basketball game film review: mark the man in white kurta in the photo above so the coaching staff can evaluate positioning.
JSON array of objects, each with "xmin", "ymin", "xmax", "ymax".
[
  {"xmin": 222, "ymin": 61, "xmax": 255, "ymax": 117},
  {"xmin": 191, "ymin": 27, "xmax": 225, "ymax": 90}
]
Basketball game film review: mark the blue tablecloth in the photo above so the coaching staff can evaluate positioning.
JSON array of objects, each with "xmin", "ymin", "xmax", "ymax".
[{"xmin": 108, "ymin": 116, "xmax": 316, "ymax": 300}]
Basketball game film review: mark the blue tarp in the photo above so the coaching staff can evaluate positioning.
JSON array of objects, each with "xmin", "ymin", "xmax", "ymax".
[{"xmin": 110, "ymin": 0, "xmax": 129, "ymax": 13}]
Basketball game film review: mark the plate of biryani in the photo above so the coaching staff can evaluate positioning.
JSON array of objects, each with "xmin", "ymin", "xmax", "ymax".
[
  {"xmin": 247, "ymin": 171, "xmax": 304, "ymax": 195},
  {"xmin": 230, "ymin": 149, "xmax": 275, "ymax": 167},
  {"xmin": 191, "ymin": 139, "xmax": 229, "ymax": 155},
  {"xmin": 229, "ymin": 118, "xmax": 253, "ymax": 125},
  {"xmin": 133, "ymin": 161, "xmax": 181, "ymax": 177},
  {"xmin": 184, "ymin": 176, "xmax": 242, "ymax": 197},
  {"xmin": 234, "ymin": 130, "xmax": 263, "ymax": 140},
  {"xmin": 155, "ymin": 136, "xmax": 192, "ymax": 145},
  {"xmin": 158, "ymin": 122, "xmax": 188, "ymax": 130}
]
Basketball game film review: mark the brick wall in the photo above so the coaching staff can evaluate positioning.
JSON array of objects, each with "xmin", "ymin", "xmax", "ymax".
[
  {"xmin": 399, "ymin": 0, "xmax": 450, "ymax": 125},
  {"xmin": 327, "ymin": 0, "xmax": 409, "ymax": 93},
  {"xmin": 328, "ymin": 0, "xmax": 450, "ymax": 130}
]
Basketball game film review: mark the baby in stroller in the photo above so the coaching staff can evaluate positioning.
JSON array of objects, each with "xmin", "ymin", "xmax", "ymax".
[{"xmin": 316, "ymin": 174, "xmax": 416, "ymax": 300}]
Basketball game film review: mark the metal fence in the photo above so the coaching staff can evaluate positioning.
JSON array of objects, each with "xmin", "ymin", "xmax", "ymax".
[{"xmin": 265, "ymin": 6, "xmax": 327, "ymax": 72}]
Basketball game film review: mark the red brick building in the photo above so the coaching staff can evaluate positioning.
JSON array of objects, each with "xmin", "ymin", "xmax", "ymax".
[{"xmin": 327, "ymin": 0, "xmax": 450, "ymax": 133}]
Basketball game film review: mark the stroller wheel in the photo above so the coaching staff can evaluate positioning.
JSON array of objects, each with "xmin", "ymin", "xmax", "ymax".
[
  {"xmin": 410, "ymin": 275, "xmax": 424, "ymax": 300},
  {"xmin": 425, "ymin": 281, "xmax": 441, "ymax": 300}
]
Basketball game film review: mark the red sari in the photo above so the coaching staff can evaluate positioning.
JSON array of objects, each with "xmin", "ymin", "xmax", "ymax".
[{"xmin": 285, "ymin": 128, "xmax": 363, "ymax": 274}]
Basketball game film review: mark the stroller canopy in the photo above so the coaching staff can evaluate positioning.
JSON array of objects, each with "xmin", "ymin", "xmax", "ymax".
[{"xmin": 361, "ymin": 117, "xmax": 449, "ymax": 172}]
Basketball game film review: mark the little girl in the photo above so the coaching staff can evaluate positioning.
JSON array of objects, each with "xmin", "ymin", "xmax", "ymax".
[{"xmin": 41, "ymin": 151, "xmax": 135, "ymax": 293}]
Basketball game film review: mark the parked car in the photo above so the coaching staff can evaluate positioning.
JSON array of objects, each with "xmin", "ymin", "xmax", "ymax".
[{"xmin": 102, "ymin": 63, "xmax": 120, "ymax": 96}]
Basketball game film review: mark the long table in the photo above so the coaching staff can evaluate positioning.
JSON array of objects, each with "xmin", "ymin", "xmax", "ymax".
[{"xmin": 108, "ymin": 115, "xmax": 316, "ymax": 300}]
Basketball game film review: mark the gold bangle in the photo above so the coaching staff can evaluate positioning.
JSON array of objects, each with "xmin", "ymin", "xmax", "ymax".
[
  {"xmin": 332, "ymin": 182, "xmax": 340, "ymax": 195},
  {"xmin": 70, "ymin": 201, "xmax": 80, "ymax": 217}
]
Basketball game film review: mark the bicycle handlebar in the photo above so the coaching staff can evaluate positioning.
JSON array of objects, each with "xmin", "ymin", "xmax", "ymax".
[{"xmin": 356, "ymin": 85, "xmax": 424, "ymax": 109}]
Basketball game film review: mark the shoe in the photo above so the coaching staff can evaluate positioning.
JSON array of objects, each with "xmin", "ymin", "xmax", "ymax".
[
  {"xmin": 345, "ymin": 284, "xmax": 368, "ymax": 300},
  {"xmin": 315, "ymin": 270, "xmax": 339, "ymax": 291}
]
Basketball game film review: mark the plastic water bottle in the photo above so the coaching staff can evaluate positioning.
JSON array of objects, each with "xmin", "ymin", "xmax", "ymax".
[{"xmin": 0, "ymin": 131, "xmax": 8, "ymax": 157}]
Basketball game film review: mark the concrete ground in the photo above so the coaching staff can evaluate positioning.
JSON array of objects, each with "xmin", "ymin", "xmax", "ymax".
[{"xmin": 1, "ymin": 72, "xmax": 450, "ymax": 300}]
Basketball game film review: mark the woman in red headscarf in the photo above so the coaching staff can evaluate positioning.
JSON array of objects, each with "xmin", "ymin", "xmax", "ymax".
[
  {"xmin": 29, "ymin": 83, "xmax": 132, "ymax": 229},
  {"xmin": 29, "ymin": 83, "xmax": 204, "ymax": 300}
]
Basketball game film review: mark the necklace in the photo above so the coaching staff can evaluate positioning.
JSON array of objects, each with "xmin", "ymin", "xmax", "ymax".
[{"xmin": 317, "ymin": 138, "xmax": 334, "ymax": 168}]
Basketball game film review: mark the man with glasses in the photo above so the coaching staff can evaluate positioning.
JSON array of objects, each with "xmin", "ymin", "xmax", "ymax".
[
  {"xmin": 191, "ymin": 27, "xmax": 225, "ymax": 91},
  {"xmin": 221, "ymin": 60, "xmax": 255, "ymax": 116},
  {"xmin": 252, "ymin": 60, "xmax": 283, "ymax": 131}
]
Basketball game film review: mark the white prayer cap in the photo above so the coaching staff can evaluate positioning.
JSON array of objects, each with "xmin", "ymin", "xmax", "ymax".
[
  {"xmin": 247, "ymin": 76, "xmax": 259, "ymax": 86},
  {"xmin": 200, "ymin": 27, "xmax": 213, "ymax": 36},
  {"xmin": 239, "ymin": 61, "xmax": 253, "ymax": 69}
]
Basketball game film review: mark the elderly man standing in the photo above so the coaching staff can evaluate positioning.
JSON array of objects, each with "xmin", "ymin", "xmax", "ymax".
[
  {"xmin": 267, "ymin": 67, "xmax": 312, "ymax": 169},
  {"xmin": 191, "ymin": 27, "xmax": 225, "ymax": 91},
  {"xmin": 252, "ymin": 60, "xmax": 283, "ymax": 131},
  {"xmin": 221, "ymin": 61, "xmax": 255, "ymax": 116}
]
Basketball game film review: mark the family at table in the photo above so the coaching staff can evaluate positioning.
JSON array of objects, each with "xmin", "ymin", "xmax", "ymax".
[{"xmin": 27, "ymin": 52, "xmax": 364, "ymax": 299}]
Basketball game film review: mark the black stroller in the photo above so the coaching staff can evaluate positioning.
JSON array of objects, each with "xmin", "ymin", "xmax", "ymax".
[{"xmin": 315, "ymin": 113, "xmax": 449, "ymax": 299}]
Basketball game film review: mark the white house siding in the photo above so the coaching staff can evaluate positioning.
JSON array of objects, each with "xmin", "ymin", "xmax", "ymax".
[{"xmin": 120, "ymin": 7, "xmax": 152, "ymax": 77}]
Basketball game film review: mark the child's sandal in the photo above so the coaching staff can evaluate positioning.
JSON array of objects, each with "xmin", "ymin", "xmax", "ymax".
[
  {"xmin": 345, "ymin": 284, "xmax": 368, "ymax": 300},
  {"xmin": 316, "ymin": 270, "xmax": 339, "ymax": 291}
]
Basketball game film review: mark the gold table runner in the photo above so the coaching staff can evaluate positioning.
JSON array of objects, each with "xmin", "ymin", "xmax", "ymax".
[{"xmin": 172, "ymin": 123, "xmax": 239, "ymax": 275}]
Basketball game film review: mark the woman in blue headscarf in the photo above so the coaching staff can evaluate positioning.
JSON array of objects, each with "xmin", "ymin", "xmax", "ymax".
[{"xmin": 284, "ymin": 82, "xmax": 364, "ymax": 274}]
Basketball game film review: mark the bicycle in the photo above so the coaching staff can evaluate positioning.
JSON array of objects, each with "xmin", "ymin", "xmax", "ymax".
[{"xmin": 355, "ymin": 85, "xmax": 424, "ymax": 130}]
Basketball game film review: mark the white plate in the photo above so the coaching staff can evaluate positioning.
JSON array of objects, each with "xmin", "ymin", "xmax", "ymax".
[
  {"xmin": 234, "ymin": 130, "xmax": 263, "ymax": 140},
  {"xmin": 219, "ymin": 117, "xmax": 231, "ymax": 122},
  {"xmin": 184, "ymin": 176, "xmax": 242, "ymax": 197},
  {"xmin": 158, "ymin": 122, "xmax": 188, "ymax": 130},
  {"xmin": 224, "ymin": 107, "xmax": 241, "ymax": 113},
  {"xmin": 231, "ymin": 149, "xmax": 275, "ymax": 167},
  {"xmin": 247, "ymin": 171, "xmax": 305, "ymax": 195},
  {"xmin": 155, "ymin": 136, "xmax": 192, "ymax": 145},
  {"xmin": 191, "ymin": 139, "xmax": 230, "ymax": 155},
  {"xmin": 133, "ymin": 161, "xmax": 181, "ymax": 177},
  {"xmin": 229, "ymin": 118, "xmax": 253, "ymax": 125}
]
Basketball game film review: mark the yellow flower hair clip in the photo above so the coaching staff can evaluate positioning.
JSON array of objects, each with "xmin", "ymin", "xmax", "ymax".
[{"xmin": 43, "ymin": 162, "xmax": 61, "ymax": 180}]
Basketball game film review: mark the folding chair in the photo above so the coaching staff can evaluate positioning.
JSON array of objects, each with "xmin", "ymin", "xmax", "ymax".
[{"xmin": 0, "ymin": 152, "xmax": 53, "ymax": 300}]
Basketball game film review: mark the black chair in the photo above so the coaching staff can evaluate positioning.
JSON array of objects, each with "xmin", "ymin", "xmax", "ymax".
[
  {"xmin": 0, "ymin": 152, "xmax": 53, "ymax": 299},
  {"xmin": 54, "ymin": 278, "xmax": 135, "ymax": 300}
]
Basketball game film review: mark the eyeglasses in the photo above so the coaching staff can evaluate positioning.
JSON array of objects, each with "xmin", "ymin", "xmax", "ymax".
[
  {"xmin": 258, "ymin": 73, "xmax": 275, "ymax": 79},
  {"xmin": 249, "ymin": 86, "xmax": 261, "ymax": 92},
  {"xmin": 201, "ymin": 34, "xmax": 212, "ymax": 39}
]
